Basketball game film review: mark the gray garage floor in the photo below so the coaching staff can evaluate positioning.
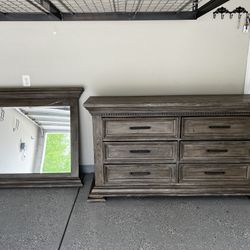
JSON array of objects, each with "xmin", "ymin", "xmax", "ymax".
[{"xmin": 1, "ymin": 175, "xmax": 250, "ymax": 250}]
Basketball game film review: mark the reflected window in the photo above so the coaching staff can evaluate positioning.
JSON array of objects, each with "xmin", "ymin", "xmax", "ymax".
[{"xmin": 41, "ymin": 133, "xmax": 71, "ymax": 173}]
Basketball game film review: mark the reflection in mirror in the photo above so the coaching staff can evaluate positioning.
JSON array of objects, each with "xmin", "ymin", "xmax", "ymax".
[{"xmin": 0, "ymin": 106, "xmax": 71, "ymax": 174}]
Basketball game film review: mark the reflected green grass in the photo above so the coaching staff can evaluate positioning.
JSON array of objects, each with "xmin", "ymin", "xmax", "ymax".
[{"xmin": 42, "ymin": 133, "xmax": 71, "ymax": 173}]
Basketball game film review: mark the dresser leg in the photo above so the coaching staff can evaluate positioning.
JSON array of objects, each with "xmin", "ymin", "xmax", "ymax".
[
  {"xmin": 87, "ymin": 176, "xmax": 106, "ymax": 202},
  {"xmin": 87, "ymin": 195, "xmax": 106, "ymax": 202}
]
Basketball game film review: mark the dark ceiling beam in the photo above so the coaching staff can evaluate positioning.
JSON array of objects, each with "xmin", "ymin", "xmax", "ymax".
[
  {"xmin": 0, "ymin": 13, "xmax": 58, "ymax": 21},
  {"xmin": 197, "ymin": 0, "xmax": 229, "ymax": 18},
  {"xmin": 0, "ymin": 10, "xmax": 6, "ymax": 15},
  {"xmin": 62, "ymin": 11, "xmax": 197, "ymax": 21},
  {"xmin": 0, "ymin": 11, "xmax": 197, "ymax": 21},
  {"xmin": 26, "ymin": 0, "xmax": 62, "ymax": 20},
  {"xmin": 0, "ymin": 12, "xmax": 12, "ymax": 21}
]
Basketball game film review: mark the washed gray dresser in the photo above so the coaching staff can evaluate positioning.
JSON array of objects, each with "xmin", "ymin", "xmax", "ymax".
[{"xmin": 84, "ymin": 95, "xmax": 250, "ymax": 201}]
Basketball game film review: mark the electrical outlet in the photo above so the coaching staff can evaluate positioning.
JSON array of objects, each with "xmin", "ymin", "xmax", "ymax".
[{"xmin": 22, "ymin": 75, "xmax": 31, "ymax": 87}]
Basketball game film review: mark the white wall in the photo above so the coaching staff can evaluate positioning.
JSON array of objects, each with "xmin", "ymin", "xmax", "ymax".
[
  {"xmin": 244, "ymin": 40, "xmax": 250, "ymax": 93},
  {"xmin": 0, "ymin": 0, "xmax": 249, "ymax": 165},
  {"xmin": 0, "ymin": 109, "xmax": 39, "ymax": 173}
]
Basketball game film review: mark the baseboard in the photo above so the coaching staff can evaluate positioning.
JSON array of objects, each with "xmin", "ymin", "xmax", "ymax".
[{"xmin": 79, "ymin": 165, "xmax": 94, "ymax": 176}]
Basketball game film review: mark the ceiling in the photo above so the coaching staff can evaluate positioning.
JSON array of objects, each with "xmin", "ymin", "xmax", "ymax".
[
  {"xmin": 0, "ymin": 0, "xmax": 229, "ymax": 21},
  {"xmin": 17, "ymin": 107, "xmax": 71, "ymax": 133}
]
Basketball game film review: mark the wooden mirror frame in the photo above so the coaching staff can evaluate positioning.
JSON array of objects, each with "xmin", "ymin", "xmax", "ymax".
[{"xmin": 0, "ymin": 87, "xmax": 84, "ymax": 188}]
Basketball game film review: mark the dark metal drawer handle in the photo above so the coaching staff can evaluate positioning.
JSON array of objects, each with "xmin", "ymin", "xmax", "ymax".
[
  {"xmin": 129, "ymin": 150, "xmax": 151, "ymax": 154},
  {"xmin": 129, "ymin": 126, "xmax": 151, "ymax": 130},
  {"xmin": 206, "ymin": 149, "xmax": 228, "ymax": 153},
  {"xmin": 129, "ymin": 171, "xmax": 151, "ymax": 176},
  {"xmin": 208, "ymin": 125, "xmax": 231, "ymax": 129},
  {"xmin": 204, "ymin": 171, "xmax": 226, "ymax": 175}
]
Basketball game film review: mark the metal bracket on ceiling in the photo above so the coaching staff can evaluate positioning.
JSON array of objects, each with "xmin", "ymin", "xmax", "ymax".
[
  {"xmin": 197, "ymin": 0, "xmax": 230, "ymax": 18},
  {"xmin": 26, "ymin": 0, "xmax": 62, "ymax": 20}
]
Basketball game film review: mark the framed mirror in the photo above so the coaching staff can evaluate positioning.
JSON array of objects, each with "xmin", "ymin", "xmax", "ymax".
[{"xmin": 0, "ymin": 87, "xmax": 84, "ymax": 187}]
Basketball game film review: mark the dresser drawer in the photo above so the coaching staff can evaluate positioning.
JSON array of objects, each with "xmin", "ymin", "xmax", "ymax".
[
  {"xmin": 179, "ymin": 164, "xmax": 249, "ymax": 183},
  {"xmin": 182, "ymin": 117, "xmax": 250, "ymax": 139},
  {"xmin": 104, "ymin": 142, "xmax": 177, "ymax": 163},
  {"xmin": 105, "ymin": 164, "xmax": 176, "ymax": 185},
  {"xmin": 180, "ymin": 141, "xmax": 250, "ymax": 162},
  {"xmin": 104, "ymin": 118, "xmax": 178, "ymax": 139}
]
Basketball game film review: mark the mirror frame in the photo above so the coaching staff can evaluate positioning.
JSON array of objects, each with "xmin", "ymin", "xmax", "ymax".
[{"xmin": 0, "ymin": 87, "xmax": 84, "ymax": 188}]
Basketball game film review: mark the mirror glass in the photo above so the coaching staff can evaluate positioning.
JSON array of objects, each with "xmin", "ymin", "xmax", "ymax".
[{"xmin": 0, "ymin": 106, "xmax": 71, "ymax": 174}]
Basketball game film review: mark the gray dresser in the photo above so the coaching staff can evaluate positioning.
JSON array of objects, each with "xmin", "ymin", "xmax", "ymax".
[{"xmin": 84, "ymin": 95, "xmax": 250, "ymax": 201}]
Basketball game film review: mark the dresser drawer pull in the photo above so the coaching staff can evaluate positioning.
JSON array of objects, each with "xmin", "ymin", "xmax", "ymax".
[
  {"xmin": 129, "ymin": 150, "xmax": 151, "ymax": 154},
  {"xmin": 208, "ymin": 125, "xmax": 231, "ymax": 129},
  {"xmin": 129, "ymin": 171, "xmax": 151, "ymax": 176},
  {"xmin": 204, "ymin": 171, "xmax": 226, "ymax": 175},
  {"xmin": 129, "ymin": 126, "xmax": 151, "ymax": 130},
  {"xmin": 206, "ymin": 149, "xmax": 228, "ymax": 153}
]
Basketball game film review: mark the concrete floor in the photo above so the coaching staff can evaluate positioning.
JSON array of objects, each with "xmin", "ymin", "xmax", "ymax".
[{"xmin": 1, "ymin": 175, "xmax": 250, "ymax": 250}]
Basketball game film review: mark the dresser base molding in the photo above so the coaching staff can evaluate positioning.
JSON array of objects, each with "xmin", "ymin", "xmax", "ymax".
[
  {"xmin": 89, "ymin": 183, "xmax": 250, "ymax": 200},
  {"xmin": 87, "ymin": 196, "xmax": 107, "ymax": 202}
]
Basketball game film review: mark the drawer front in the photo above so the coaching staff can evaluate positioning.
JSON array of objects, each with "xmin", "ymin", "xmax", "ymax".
[
  {"xmin": 179, "ymin": 164, "xmax": 249, "ymax": 183},
  {"xmin": 105, "ymin": 118, "xmax": 178, "ymax": 139},
  {"xmin": 182, "ymin": 117, "xmax": 250, "ymax": 139},
  {"xmin": 105, "ymin": 164, "xmax": 176, "ymax": 185},
  {"xmin": 180, "ymin": 141, "xmax": 250, "ymax": 162},
  {"xmin": 104, "ymin": 142, "xmax": 177, "ymax": 163}
]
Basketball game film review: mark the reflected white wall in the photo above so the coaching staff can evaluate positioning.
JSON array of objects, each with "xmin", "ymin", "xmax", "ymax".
[{"xmin": 0, "ymin": 108, "xmax": 39, "ymax": 173}]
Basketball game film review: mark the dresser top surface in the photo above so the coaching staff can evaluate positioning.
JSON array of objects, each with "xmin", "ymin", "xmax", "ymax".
[{"xmin": 84, "ymin": 95, "xmax": 250, "ymax": 109}]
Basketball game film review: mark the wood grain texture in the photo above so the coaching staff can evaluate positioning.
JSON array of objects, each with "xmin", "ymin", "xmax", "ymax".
[
  {"xmin": 104, "ymin": 118, "xmax": 177, "ymax": 139},
  {"xmin": 104, "ymin": 142, "xmax": 177, "ymax": 163},
  {"xmin": 92, "ymin": 115, "xmax": 105, "ymax": 186},
  {"xmin": 84, "ymin": 95, "xmax": 250, "ymax": 200},
  {"xmin": 104, "ymin": 164, "xmax": 176, "ymax": 185},
  {"xmin": 182, "ymin": 117, "xmax": 250, "ymax": 139},
  {"xmin": 180, "ymin": 141, "xmax": 250, "ymax": 163},
  {"xmin": 179, "ymin": 164, "xmax": 250, "ymax": 184},
  {"xmin": 0, "ymin": 87, "xmax": 83, "ymax": 99},
  {"xmin": 84, "ymin": 95, "xmax": 250, "ymax": 114}
]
